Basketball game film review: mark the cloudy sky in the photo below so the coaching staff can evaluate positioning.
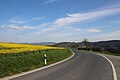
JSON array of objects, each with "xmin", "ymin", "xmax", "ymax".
[{"xmin": 0, "ymin": 0, "xmax": 120, "ymax": 42}]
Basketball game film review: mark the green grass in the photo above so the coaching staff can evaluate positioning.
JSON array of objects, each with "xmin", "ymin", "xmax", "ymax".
[{"xmin": 0, "ymin": 49, "xmax": 72, "ymax": 78}]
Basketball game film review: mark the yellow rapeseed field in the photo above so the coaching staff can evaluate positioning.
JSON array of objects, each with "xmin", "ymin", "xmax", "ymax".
[{"xmin": 0, "ymin": 42, "xmax": 63, "ymax": 54}]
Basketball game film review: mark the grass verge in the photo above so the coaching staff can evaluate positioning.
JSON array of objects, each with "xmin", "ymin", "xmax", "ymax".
[{"xmin": 0, "ymin": 49, "xmax": 72, "ymax": 78}]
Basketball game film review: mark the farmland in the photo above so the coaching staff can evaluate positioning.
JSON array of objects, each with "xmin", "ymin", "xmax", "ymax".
[
  {"xmin": 0, "ymin": 42, "xmax": 62, "ymax": 54},
  {"xmin": 0, "ymin": 42, "xmax": 72, "ymax": 78}
]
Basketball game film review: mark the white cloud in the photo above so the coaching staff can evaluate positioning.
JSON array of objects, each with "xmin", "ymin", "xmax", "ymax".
[
  {"xmin": 86, "ymin": 29, "xmax": 101, "ymax": 33},
  {"xmin": 43, "ymin": 0, "xmax": 60, "ymax": 4},
  {"xmin": 54, "ymin": 6, "xmax": 120, "ymax": 26},
  {"xmin": 87, "ymin": 30, "xmax": 120, "ymax": 42},
  {"xmin": 0, "ymin": 25, "xmax": 34, "ymax": 30},
  {"xmin": 32, "ymin": 17, "xmax": 45, "ymax": 21},
  {"xmin": 8, "ymin": 19, "xmax": 26, "ymax": 24},
  {"xmin": 101, "ymin": 31, "xmax": 120, "ymax": 40},
  {"xmin": 75, "ymin": 28, "xmax": 81, "ymax": 31},
  {"xmin": 111, "ymin": 20, "xmax": 120, "ymax": 24},
  {"xmin": 32, "ymin": 17, "xmax": 40, "ymax": 21},
  {"xmin": 41, "ymin": 27, "xmax": 58, "ymax": 32},
  {"xmin": 1, "ymin": 4, "xmax": 120, "ymax": 42}
]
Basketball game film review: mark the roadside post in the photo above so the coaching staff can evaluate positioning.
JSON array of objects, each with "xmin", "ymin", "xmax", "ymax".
[
  {"xmin": 44, "ymin": 54, "xmax": 47, "ymax": 65},
  {"xmin": 90, "ymin": 47, "xmax": 92, "ymax": 53}
]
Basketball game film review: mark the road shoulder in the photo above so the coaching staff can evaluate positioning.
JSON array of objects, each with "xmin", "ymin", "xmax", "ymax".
[
  {"xmin": 103, "ymin": 54, "xmax": 120, "ymax": 80},
  {"xmin": 79, "ymin": 50, "xmax": 118, "ymax": 80}
]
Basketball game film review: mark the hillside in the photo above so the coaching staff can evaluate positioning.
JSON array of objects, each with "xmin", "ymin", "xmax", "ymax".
[
  {"xmin": 22, "ymin": 42, "xmax": 56, "ymax": 46},
  {"xmin": 53, "ymin": 40, "xmax": 120, "ymax": 48},
  {"xmin": 91, "ymin": 40, "xmax": 120, "ymax": 48},
  {"xmin": 53, "ymin": 42, "xmax": 78, "ymax": 48},
  {"xmin": 53, "ymin": 40, "xmax": 120, "ymax": 55}
]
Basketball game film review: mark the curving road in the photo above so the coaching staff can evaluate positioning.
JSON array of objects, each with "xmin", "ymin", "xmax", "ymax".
[{"xmin": 11, "ymin": 50, "xmax": 113, "ymax": 80}]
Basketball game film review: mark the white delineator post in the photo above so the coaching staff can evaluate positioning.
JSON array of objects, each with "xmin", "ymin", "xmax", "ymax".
[{"xmin": 44, "ymin": 54, "xmax": 47, "ymax": 65}]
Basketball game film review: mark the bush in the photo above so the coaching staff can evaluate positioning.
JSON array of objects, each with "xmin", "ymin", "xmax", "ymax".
[{"xmin": 78, "ymin": 46, "xmax": 120, "ymax": 55}]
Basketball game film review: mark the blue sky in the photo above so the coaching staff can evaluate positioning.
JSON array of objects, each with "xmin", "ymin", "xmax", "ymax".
[{"xmin": 0, "ymin": 0, "xmax": 120, "ymax": 42}]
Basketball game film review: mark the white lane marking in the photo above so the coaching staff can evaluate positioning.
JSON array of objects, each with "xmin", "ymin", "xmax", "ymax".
[
  {"xmin": 1, "ymin": 50, "xmax": 75, "ymax": 80},
  {"xmin": 94, "ymin": 53, "xmax": 117, "ymax": 80}
]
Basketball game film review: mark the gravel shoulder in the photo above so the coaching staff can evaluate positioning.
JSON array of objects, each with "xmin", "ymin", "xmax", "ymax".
[{"xmin": 103, "ymin": 54, "xmax": 120, "ymax": 80}]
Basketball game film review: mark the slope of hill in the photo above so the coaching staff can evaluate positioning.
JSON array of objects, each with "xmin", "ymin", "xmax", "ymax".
[
  {"xmin": 22, "ymin": 42, "xmax": 56, "ymax": 46},
  {"xmin": 53, "ymin": 40, "xmax": 120, "ymax": 49},
  {"xmin": 91, "ymin": 40, "xmax": 120, "ymax": 48},
  {"xmin": 53, "ymin": 40, "xmax": 120, "ymax": 55},
  {"xmin": 53, "ymin": 42, "xmax": 78, "ymax": 48}
]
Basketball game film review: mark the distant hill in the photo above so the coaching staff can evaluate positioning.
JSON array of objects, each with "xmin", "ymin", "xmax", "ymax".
[
  {"xmin": 53, "ymin": 40, "xmax": 120, "ymax": 48},
  {"xmin": 91, "ymin": 40, "xmax": 120, "ymax": 48},
  {"xmin": 53, "ymin": 40, "xmax": 120, "ymax": 54},
  {"xmin": 22, "ymin": 42, "xmax": 56, "ymax": 46},
  {"xmin": 53, "ymin": 42, "xmax": 78, "ymax": 48}
]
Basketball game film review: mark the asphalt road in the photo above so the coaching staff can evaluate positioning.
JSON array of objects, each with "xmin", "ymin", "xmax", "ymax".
[{"xmin": 11, "ymin": 50, "xmax": 113, "ymax": 80}]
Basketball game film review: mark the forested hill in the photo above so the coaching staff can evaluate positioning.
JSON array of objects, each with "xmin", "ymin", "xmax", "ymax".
[
  {"xmin": 53, "ymin": 40, "xmax": 120, "ymax": 48},
  {"xmin": 91, "ymin": 40, "xmax": 120, "ymax": 48}
]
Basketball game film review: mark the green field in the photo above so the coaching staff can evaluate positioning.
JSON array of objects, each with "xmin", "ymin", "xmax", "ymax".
[{"xmin": 0, "ymin": 49, "xmax": 72, "ymax": 78}]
